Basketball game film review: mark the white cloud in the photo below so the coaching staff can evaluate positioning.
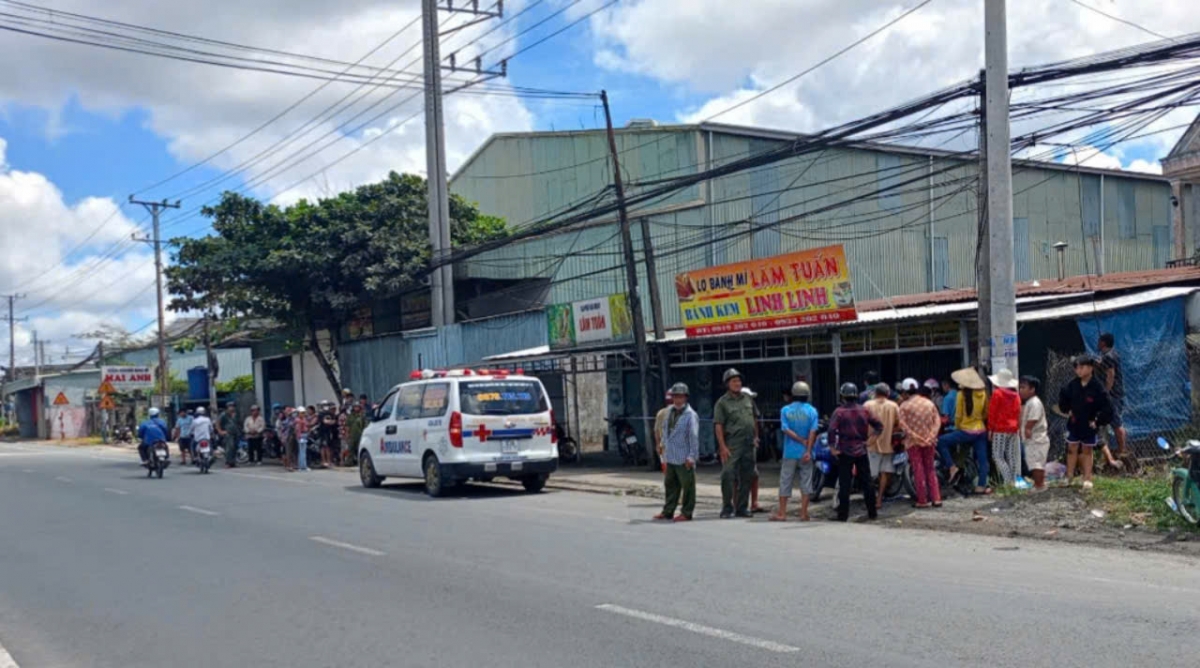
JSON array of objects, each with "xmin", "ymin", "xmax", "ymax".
[
  {"xmin": 589, "ymin": 0, "xmax": 1200, "ymax": 146},
  {"xmin": 0, "ymin": 0, "xmax": 538, "ymax": 206},
  {"xmin": 1126, "ymin": 159, "xmax": 1163, "ymax": 175}
]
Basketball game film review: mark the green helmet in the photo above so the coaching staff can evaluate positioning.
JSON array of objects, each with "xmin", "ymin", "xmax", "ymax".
[{"xmin": 722, "ymin": 368, "xmax": 742, "ymax": 385}]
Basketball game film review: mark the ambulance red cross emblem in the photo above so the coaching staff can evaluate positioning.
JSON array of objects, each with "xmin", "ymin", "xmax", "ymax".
[{"xmin": 475, "ymin": 424, "xmax": 492, "ymax": 442}]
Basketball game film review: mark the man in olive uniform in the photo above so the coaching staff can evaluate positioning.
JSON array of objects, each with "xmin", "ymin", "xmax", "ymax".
[{"xmin": 714, "ymin": 368, "xmax": 759, "ymax": 518}]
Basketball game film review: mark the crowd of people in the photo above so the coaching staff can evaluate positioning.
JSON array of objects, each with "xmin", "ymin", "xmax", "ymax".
[
  {"xmin": 650, "ymin": 332, "xmax": 1127, "ymax": 522},
  {"xmin": 154, "ymin": 388, "xmax": 374, "ymax": 472}
]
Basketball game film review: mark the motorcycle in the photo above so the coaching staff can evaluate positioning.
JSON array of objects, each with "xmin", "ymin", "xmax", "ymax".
[
  {"xmin": 808, "ymin": 431, "xmax": 914, "ymax": 503},
  {"xmin": 115, "ymin": 426, "xmax": 134, "ymax": 445},
  {"xmin": 606, "ymin": 416, "xmax": 647, "ymax": 466},
  {"xmin": 1160, "ymin": 437, "xmax": 1200, "ymax": 525},
  {"xmin": 144, "ymin": 440, "xmax": 170, "ymax": 479},
  {"xmin": 556, "ymin": 422, "xmax": 581, "ymax": 464},
  {"xmin": 263, "ymin": 428, "xmax": 283, "ymax": 459},
  {"xmin": 195, "ymin": 438, "xmax": 214, "ymax": 474}
]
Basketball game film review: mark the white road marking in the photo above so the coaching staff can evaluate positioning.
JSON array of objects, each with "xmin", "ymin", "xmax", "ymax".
[
  {"xmin": 0, "ymin": 634, "xmax": 19, "ymax": 668},
  {"xmin": 54, "ymin": 476, "xmax": 72, "ymax": 483},
  {"xmin": 103, "ymin": 488, "xmax": 130, "ymax": 495},
  {"xmin": 595, "ymin": 604, "xmax": 799, "ymax": 653},
  {"xmin": 178, "ymin": 505, "xmax": 220, "ymax": 517},
  {"xmin": 309, "ymin": 536, "xmax": 386, "ymax": 557}
]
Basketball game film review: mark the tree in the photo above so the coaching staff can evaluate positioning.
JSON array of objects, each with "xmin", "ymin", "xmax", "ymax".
[{"xmin": 166, "ymin": 171, "xmax": 508, "ymax": 395}]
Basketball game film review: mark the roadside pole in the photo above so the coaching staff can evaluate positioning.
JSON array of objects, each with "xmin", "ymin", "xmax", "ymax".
[
  {"xmin": 984, "ymin": 0, "xmax": 1018, "ymax": 375},
  {"xmin": 130, "ymin": 196, "xmax": 181, "ymax": 407},
  {"xmin": 601, "ymin": 90, "xmax": 655, "ymax": 468},
  {"xmin": 976, "ymin": 70, "xmax": 990, "ymax": 370}
]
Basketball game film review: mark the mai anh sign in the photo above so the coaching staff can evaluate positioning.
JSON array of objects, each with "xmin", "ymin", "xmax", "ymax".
[
  {"xmin": 674, "ymin": 245, "xmax": 858, "ymax": 337},
  {"xmin": 101, "ymin": 365, "xmax": 155, "ymax": 392},
  {"xmin": 547, "ymin": 294, "xmax": 634, "ymax": 351}
]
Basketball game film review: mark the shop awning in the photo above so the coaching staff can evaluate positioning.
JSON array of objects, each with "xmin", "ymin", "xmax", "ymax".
[{"xmin": 1015, "ymin": 286, "xmax": 1198, "ymax": 322}]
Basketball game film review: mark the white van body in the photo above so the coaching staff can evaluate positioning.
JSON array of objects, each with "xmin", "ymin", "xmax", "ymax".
[{"xmin": 357, "ymin": 372, "xmax": 558, "ymax": 496}]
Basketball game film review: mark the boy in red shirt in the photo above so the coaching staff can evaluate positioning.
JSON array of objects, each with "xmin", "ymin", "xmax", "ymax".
[{"xmin": 987, "ymin": 368, "xmax": 1022, "ymax": 487}]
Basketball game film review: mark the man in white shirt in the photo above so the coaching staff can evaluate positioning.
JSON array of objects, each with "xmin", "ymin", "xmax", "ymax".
[
  {"xmin": 190, "ymin": 407, "xmax": 214, "ymax": 450},
  {"xmin": 1019, "ymin": 376, "xmax": 1050, "ymax": 492}
]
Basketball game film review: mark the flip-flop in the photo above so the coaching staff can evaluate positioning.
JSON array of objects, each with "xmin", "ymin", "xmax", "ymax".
[
  {"xmin": 768, "ymin": 515, "xmax": 787, "ymax": 522},
  {"xmin": 751, "ymin": 507, "xmax": 767, "ymax": 514}
]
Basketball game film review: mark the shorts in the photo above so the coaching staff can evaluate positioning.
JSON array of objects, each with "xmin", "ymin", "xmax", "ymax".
[
  {"xmin": 1066, "ymin": 422, "xmax": 1098, "ymax": 447},
  {"xmin": 869, "ymin": 451, "xmax": 896, "ymax": 476},
  {"xmin": 778, "ymin": 458, "xmax": 814, "ymax": 498},
  {"xmin": 1024, "ymin": 438, "xmax": 1050, "ymax": 470},
  {"xmin": 178, "ymin": 437, "xmax": 193, "ymax": 454},
  {"xmin": 1108, "ymin": 398, "xmax": 1124, "ymax": 429}
]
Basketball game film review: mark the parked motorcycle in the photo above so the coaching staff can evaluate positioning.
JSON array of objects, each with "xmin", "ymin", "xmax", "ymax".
[
  {"xmin": 1160, "ymin": 437, "xmax": 1200, "ymax": 525},
  {"xmin": 195, "ymin": 438, "xmax": 213, "ymax": 474},
  {"xmin": 606, "ymin": 416, "xmax": 647, "ymax": 466},
  {"xmin": 115, "ymin": 426, "xmax": 134, "ymax": 445},
  {"xmin": 809, "ymin": 431, "xmax": 914, "ymax": 502},
  {"xmin": 144, "ymin": 440, "xmax": 170, "ymax": 479},
  {"xmin": 556, "ymin": 422, "xmax": 580, "ymax": 464},
  {"xmin": 263, "ymin": 428, "xmax": 283, "ymax": 459}
]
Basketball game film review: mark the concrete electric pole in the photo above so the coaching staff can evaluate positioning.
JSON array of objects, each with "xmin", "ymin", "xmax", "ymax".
[
  {"xmin": 422, "ymin": 0, "xmax": 504, "ymax": 327},
  {"xmin": 130, "ymin": 196, "xmax": 182, "ymax": 405},
  {"xmin": 984, "ymin": 0, "xmax": 1018, "ymax": 375},
  {"xmin": 601, "ymin": 90, "xmax": 656, "ymax": 468},
  {"xmin": 3, "ymin": 294, "xmax": 26, "ymax": 382}
]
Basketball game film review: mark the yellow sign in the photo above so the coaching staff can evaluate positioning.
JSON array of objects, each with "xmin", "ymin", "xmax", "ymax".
[
  {"xmin": 98, "ymin": 380, "xmax": 116, "ymax": 395},
  {"xmin": 99, "ymin": 395, "xmax": 117, "ymax": 410},
  {"xmin": 52, "ymin": 392, "xmax": 70, "ymax": 406},
  {"xmin": 674, "ymin": 245, "xmax": 857, "ymax": 337}
]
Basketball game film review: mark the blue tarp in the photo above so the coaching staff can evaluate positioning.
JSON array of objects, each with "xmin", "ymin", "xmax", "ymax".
[{"xmin": 1077, "ymin": 296, "xmax": 1190, "ymax": 438}]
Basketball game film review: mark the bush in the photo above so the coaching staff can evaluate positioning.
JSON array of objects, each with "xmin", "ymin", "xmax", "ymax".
[{"xmin": 216, "ymin": 375, "xmax": 254, "ymax": 393}]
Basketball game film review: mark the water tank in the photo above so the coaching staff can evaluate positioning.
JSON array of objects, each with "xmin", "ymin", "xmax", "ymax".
[{"xmin": 187, "ymin": 367, "xmax": 209, "ymax": 401}]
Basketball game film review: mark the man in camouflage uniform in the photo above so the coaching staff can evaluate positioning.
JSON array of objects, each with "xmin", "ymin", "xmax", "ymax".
[{"xmin": 714, "ymin": 368, "xmax": 759, "ymax": 518}]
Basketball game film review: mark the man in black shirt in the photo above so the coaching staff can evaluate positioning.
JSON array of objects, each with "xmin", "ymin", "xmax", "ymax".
[
  {"xmin": 1098, "ymin": 333, "xmax": 1127, "ymax": 456},
  {"xmin": 1058, "ymin": 355, "xmax": 1112, "ymax": 490}
]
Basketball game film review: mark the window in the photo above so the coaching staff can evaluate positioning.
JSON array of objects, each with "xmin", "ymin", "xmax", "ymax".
[
  {"xmin": 398, "ymin": 384, "xmax": 425, "ymax": 420},
  {"xmin": 458, "ymin": 381, "xmax": 547, "ymax": 416},
  {"xmin": 374, "ymin": 390, "xmax": 398, "ymax": 422},
  {"xmin": 420, "ymin": 383, "xmax": 450, "ymax": 418}
]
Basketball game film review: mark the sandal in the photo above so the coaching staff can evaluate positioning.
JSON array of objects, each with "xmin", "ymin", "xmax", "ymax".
[
  {"xmin": 768, "ymin": 515, "xmax": 787, "ymax": 522},
  {"xmin": 932, "ymin": 502, "xmax": 943, "ymax": 508},
  {"xmin": 652, "ymin": 513, "xmax": 671, "ymax": 521}
]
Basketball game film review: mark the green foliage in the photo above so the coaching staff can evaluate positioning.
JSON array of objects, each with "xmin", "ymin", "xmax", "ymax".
[
  {"xmin": 1090, "ymin": 474, "xmax": 1200, "ymax": 533},
  {"xmin": 216, "ymin": 375, "xmax": 254, "ymax": 393},
  {"xmin": 166, "ymin": 172, "xmax": 507, "ymax": 393},
  {"xmin": 167, "ymin": 371, "xmax": 190, "ymax": 396}
]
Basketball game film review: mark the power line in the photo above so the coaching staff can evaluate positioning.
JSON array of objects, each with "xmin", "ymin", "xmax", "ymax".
[{"xmin": 1066, "ymin": 0, "xmax": 1170, "ymax": 41}]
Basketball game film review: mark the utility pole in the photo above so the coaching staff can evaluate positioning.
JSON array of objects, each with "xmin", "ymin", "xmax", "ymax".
[
  {"xmin": 3, "ymin": 294, "xmax": 26, "ymax": 382},
  {"xmin": 130, "ymin": 196, "xmax": 182, "ymax": 406},
  {"xmin": 31, "ymin": 329, "xmax": 39, "ymax": 378},
  {"xmin": 422, "ymin": 0, "xmax": 505, "ymax": 326},
  {"xmin": 976, "ymin": 70, "xmax": 990, "ymax": 371},
  {"xmin": 602, "ymin": 90, "xmax": 655, "ymax": 468},
  {"xmin": 203, "ymin": 314, "xmax": 217, "ymax": 415},
  {"xmin": 984, "ymin": 0, "xmax": 1018, "ymax": 375}
]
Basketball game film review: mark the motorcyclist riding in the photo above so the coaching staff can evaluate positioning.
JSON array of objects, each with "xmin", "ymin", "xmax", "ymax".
[
  {"xmin": 190, "ymin": 406, "xmax": 214, "ymax": 464},
  {"xmin": 137, "ymin": 407, "xmax": 169, "ymax": 464}
]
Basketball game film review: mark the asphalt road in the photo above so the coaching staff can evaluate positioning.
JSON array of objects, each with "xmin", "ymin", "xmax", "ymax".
[{"xmin": 1, "ymin": 441, "xmax": 1198, "ymax": 668}]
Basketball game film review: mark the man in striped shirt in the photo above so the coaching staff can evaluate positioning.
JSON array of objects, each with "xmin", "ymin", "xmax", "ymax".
[{"xmin": 654, "ymin": 383, "xmax": 700, "ymax": 522}]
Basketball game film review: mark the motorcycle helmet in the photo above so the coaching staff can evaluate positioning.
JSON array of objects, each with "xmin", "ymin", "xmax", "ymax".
[
  {"xmin": 195, "ymin": 407, "xmax": 206, "ymax": 415},
  {"xmin": 839, "ymin": 382, "xmax": 858, "ymax": 398},
  {"xmin": 791, "ymin": 381, "xmax": 810, "ymax": 399},
  {"xmin": 148, "ymin": 407, "xmax": 160, "ymax": 417},
  {"xmin": 722, "ymin": 368, "xmax": 742, "ymax": 385},
  {"xmin": 900, "ymin": 378, "xmax": 919, "ymax": 393},
  {"xmin": 923, "ymin": 378, "xmax": 940, "ymax": 390}
]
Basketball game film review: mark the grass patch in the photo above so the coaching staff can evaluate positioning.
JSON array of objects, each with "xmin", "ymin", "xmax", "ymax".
[{"xmin": 1089, "ymin": 475, "xmax": 1199, "ymax": 533}]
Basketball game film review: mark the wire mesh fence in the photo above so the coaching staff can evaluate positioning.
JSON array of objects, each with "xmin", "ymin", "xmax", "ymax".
[{"xmin": 1042, "ymin": 344, "xmax": 1199, "ymax": 462}]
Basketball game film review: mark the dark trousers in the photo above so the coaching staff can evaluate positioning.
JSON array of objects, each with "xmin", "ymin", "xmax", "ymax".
[
  {"xmin": 836, "ymin": 453, "xmax": 877, "ymax": 521},
  {"xmin": 662, "ymin": 464, "xmax": 696, "ymax": 519},
  {"xmin": 247, "ymin": 436, "xmax": 264, "ymax": 463},
  {"xmin": 224, "ymin": 434, "xmax": 238, "ymax": 465},
  {"xmin": 720, "ymin": 444, "xmax": 755, "ymax": 514}
]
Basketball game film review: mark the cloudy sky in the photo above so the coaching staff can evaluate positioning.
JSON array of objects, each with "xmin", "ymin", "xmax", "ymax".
[{"xmin": 1, "ymin": 0, "xmax": 1198, "ymax": 367}]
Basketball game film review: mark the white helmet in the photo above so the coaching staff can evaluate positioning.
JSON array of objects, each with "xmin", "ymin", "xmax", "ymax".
[
  {"xmin": 148, "ymin": 407, "xmax": 160, "ymax": 417},
  {"xmin": 900, "ymin": 378, "xmax": 920, "ymax": 393},
  {"xmin": 195, "ymin": 407, "xmax": 206, "ymax": 415}
]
